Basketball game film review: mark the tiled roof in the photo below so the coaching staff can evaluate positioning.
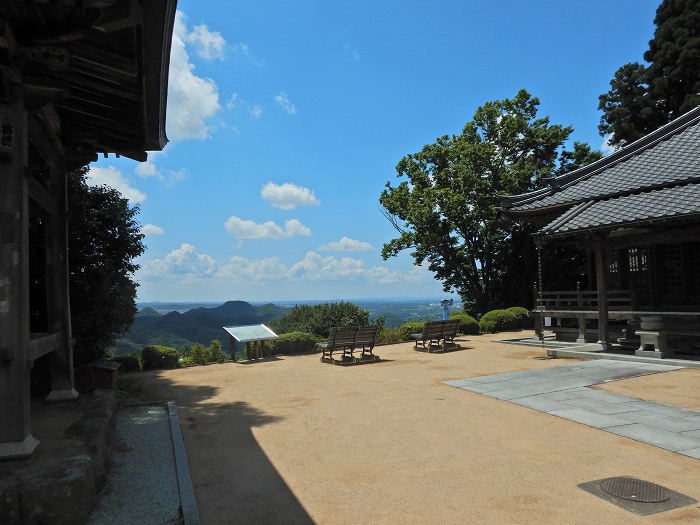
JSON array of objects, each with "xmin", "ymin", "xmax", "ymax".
[
  {"xmin": 537, "ymin": 183, "xmax": 700, "ymax": 238},
  {"xmin": 502, "ymin": 106, "xmax": 700, "ymax": 213}
]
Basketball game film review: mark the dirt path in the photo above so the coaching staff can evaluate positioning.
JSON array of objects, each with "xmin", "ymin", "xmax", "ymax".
[{"xmin": 127, "ymin": 333, "xmax": 700, "ymax": 524}]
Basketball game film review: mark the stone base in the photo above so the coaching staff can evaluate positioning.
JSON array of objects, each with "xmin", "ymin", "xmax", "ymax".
[
  {"xmin": 0, "ymin": 434, "xmax": 39, "ymax": 461},
  {"xmin": 636, "ymin": 348, "xmax": 664, "ymax": 359},
  {"xmin": 636, "ymin": 330, "xmax": 667, "ymax": 358},
  {"xmin": 45, "ymin": 388, "xmax": 79, "ymax": 402}
]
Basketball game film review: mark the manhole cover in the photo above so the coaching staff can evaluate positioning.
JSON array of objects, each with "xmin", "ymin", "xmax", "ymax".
[{"xmin": 600, "ymin": 477, "xmax": 670, "ymax": 503}]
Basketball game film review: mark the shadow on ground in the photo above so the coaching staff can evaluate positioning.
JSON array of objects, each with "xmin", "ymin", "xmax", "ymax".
[{"xmin": 122, "ymin": 370, "xmax": 315, "ymax": 525}]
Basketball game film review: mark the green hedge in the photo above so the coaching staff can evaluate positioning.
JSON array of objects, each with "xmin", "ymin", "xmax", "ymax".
[
  {"xmin": 479, "ymin": 310, "xmax": 519, "ymax": 333},
  {"xmin": 141, "ymin": 345, "xmax": 179, "ymax": 370},
  {"xmin": 377, "ymin": 327, "xmax": 402, "ymax": 345},
  {"xmin": 268, "ymin": 332, "xmax": 319, "ymax": 355},
  {"xmin": 449, "ymin": 313, "xmax": 480, "ymax": 335},
  {"xmin": 506, "ymin": 306, "xmax": 532, "ymax": 328},
  {"xmin": 398, "ymin": 321, "xmax": 425, "ymax": 341},
  {"xmin": 110, "ymin": 354, "xmax": 141, "ymax": 372}
]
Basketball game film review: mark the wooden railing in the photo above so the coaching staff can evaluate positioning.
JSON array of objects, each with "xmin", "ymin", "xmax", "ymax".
[{"xmin": 534, "ymin": 288, "xmax": 634, "ymax": 311}]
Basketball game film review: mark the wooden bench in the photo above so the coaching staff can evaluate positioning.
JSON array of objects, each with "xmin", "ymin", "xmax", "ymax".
[
  {"xmin": 356, "ymin": 325, "xmax": 381, "ymax": 361},
  {"xmin": 411, "ymin": 320, "xmax": 461, "ymax": 352},
  {"xmin": 317, "ymin": 325, "xmax": 381, "ymax": 364}
]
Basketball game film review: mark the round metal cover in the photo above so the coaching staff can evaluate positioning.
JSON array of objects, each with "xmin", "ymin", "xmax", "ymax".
[{"xmin": 600, "ymin": 477, "xmax": 670, "ymax": 503}]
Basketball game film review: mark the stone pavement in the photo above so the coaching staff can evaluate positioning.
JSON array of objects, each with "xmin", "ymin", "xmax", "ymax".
[{"xmin": 445, "ymin": 359, "xmax": 700, "ymax": 460}]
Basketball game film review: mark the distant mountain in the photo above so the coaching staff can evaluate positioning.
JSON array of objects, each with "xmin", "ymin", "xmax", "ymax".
[
  {"xmin": 115, "ymin": 298, "xmax": 463, "ymax": 355},
  {"xmin": 114, "ymin": 300, "xmax": 286, "ymax": 355},
  {"xmin": 136, "ymin": 307, "xmax": 162, "ymax": 317}
]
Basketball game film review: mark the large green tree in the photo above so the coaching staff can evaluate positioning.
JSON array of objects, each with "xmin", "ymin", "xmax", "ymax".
[
  {"xmin": 379, "ymin": 90, "xmax": 601, "ymax": 315},
  {"xmin": 599, "ymin": 0, "xmax": 700, "ymax": 146},
  {"xmin": 270, "ymin": 302, "xmax": 370, "ymax": 338},
  {"xmin": 67, "ymin": 166, "xmax": 145, "ymax": 366}
]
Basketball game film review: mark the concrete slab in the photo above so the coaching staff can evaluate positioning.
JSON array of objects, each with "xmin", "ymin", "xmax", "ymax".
[
  {"xmin": 604, "ymin": 423, "xmax": 700, "ymax": 452},
  {"xmin": 547, "ymin": 408, "xmax": 634, "ymax": 428},
  {"xmin": 616, "ymin": 411, "xmax": 700, "ymax": 432},
  {"xmin": 445, "ymin": 358, "xmax": 700, "ymax": 459},
  {"xmin": 557, "ymin": 396, "xmax": 644, "ymax": 415}
]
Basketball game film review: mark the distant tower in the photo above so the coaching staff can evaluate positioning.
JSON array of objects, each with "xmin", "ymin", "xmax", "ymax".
[{"xmin": 440, "ymin": 299, "xmax": 454, "ymax": 320}]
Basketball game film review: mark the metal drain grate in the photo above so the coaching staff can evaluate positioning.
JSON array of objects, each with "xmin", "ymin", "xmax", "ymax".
[{"xmin": 600, "ymin": 477, "xmax": 670, "ymax": 503}]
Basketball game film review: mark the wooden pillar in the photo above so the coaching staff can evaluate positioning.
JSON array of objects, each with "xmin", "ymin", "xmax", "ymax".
[
  {"xmin": 594, "ymin": 239, "xmax": 610, "ymax": 350},
  {"xmin": 0, "ymin": 88, "xmax": 39, "ymax": 459},
  {"xmin": 45, "ymin": 160, "xmax": 77, "ymax": 401}
]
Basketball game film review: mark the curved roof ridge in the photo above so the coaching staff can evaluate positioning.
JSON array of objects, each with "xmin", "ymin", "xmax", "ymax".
[{"xmin": 501, "ymin": 105, "xmax": 700, "ymax": 210}]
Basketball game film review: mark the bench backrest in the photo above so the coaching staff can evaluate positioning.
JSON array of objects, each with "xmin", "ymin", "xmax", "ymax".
[
  {"xmin": 356, "ymin": 325, "xmax": 380, "ymax": 349},
  {"xmin": 422, "ymin": 320, "xmax": 446, "ymax": 339},
  {"xmin": 442, "ymin": 319, "xmax": 460, "ymax": 339},
  {"xmin": 328, "ymin": 326, "xmax": 359, "ymax": 348}
]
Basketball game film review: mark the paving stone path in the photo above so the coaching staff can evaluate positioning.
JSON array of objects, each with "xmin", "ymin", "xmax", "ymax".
[{"xmin": 445, "ymin": 359, "xmax": 700, "ymax": 460}]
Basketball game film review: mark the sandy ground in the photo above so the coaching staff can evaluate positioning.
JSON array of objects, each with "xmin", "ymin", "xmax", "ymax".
[{"xmin": 126, "ymin": 332, "xmax": 700, "ymax": 525}]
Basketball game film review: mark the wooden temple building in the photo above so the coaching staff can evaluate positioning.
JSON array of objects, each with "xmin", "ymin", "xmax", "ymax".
[
  {"xmin": 0, "ymin": 0, "xmax": 177, "ymax": 459},
  {"xmin": 501, "ymin": 106, "xmax": 700, "ymax": 359}
]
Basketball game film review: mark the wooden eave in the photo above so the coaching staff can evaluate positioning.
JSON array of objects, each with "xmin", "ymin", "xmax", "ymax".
[{"xmin": 0, "ymin": 0, "xmax": 176, "ymax": 168}]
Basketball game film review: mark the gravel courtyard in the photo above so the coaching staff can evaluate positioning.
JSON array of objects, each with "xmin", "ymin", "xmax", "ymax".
[{"xmin": 127, "ymin": 332, "xmax": 700, "ymax": 524}]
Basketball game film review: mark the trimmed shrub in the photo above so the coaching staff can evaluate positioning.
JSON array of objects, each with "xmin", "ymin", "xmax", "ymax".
[
  {"xmin": 209, "ymin": 339, "xmax": 226, "ymax": 363},
  {"xmin": 178, "ymin": 355, "xmax": 194, "ymax": 367},
  {"xmin": 398, "ymin": 321, "xmax": 425, "ymax": 341},
  {"xmin": 479, "ymin": 309, "xmax": 519, "ymax": 333},
  {"xmin": 110, "ymin": 354, "xmax": 141, "ymax": 372},
  {"xmin": 268, "ymin": 332, "xmax": 319, "ymax": 355},
  {"xmin": 506, "ymin": 306, "xmax": 533, "ymax": 328},
  {"xmin": 188, "ymin": 343, "xmax": 211, "ymax": 365},
  {"xmin": 378, "ymin": 327, "xmax": 402, "ymax": 345},
  {"xmin": 449, "ymin": 312, "xmax": 480, "ymax": 335},
  {"xmin": 141, "ymin": 345, "xmax": 179, "ymax": 370}
]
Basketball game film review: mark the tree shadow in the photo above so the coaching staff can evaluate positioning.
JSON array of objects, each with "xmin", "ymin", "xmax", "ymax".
[{"xmin": 129, "ymin": 370, "xmax": 315, "ymax": 525}]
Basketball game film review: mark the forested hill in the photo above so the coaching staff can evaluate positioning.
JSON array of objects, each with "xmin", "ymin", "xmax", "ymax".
[{"xmin": 115, "ymin": 300, "xmax": 287, "ymax": 355}]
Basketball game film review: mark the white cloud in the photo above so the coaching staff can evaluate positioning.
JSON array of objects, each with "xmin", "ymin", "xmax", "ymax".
[
  {"xmin": 184, "ymin": 23, "xmax": 226, "ymax": 60},
  {"xmin": 226, "ymin": 92, "xmax": 240, "ymax": 110},
  {"xmin": 135, "ymin": 248, "xmax": 442, "ymax": 299},
  {"xmin": 224, "ymin": 216, "xmax": 312, "ymax": 239},
  {"xmin": 135, "ymin": 161, "xmax": 163, "ymax": 179},
  {"xmin": 364, "ymin": 266, "xmax": 401, "ymax": 284},
  {"xmin": 140, "ymin": 243, "xmax": 218, "ymax": 278},
  {"xmin": 318, "ymin": 236, "xmax": 373, "ymax": 252},
  {"xmin": 86, "ymin": 166, "xmax": 146, "ymax": 203},
  {"xmin": 133, "ymin": 160, "xmax": 187, "ymax": 187},
  {"xmin": 166, "ymin": 11, "xmax": 222, "ymax": 141},
  {"xmin": 600, "ymin": 134, "xmax": 617, "ymax": 156},
  {"xmin": 260, "ymin": 182, "xmax": 320, "ymax": 209},
  {"xmin": 141, "ymin": 224, "xmax": 165, "ymax": 236},
  {"xmin": 249, "ymin": 104, "xmax": 264, "ymax": 119},
  {"xmin": 289, "ymin": 252, "xmax": 365, "ymax": 281},
  {"xmin": 217, "ymin": 256, "xmax": 288, "ymax": 282},
  {"xmin": 168, "ymin": 168, "xmax": 188, "ymax": 184},
  {"xmin": 274, "ymin": 92, "xmax": 297, "ymax": 115}
]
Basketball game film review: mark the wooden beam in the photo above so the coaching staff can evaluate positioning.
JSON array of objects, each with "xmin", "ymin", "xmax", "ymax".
[
  {"xmin": 26, "ymin": 173, "xmax": 57, "ymax": 216},
  {"xmin": 29, "ymin": 332, "xmax": 61, "ymax": 361},
  {"xmin": 594, "ymin": 239, "xmax": 610, "ymax": 349},
  {"xmin": 45, "ymin": 159, "xmax": 77, "ymax": 400},
  {"xmin": 601, "ymin": 224, "xmax": 700, "ymax": 250},
  {"xmin": 28, "ymin": 113, "xmax": 62, "ymax": 166},
  {"xmin": 0, "ymin": 86, "xmax": 37, "ymax": 458}
]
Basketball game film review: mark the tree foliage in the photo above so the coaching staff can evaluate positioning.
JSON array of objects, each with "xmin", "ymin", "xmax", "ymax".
[
  {"xmin": 599, "ymin": 0, "xmax": 700, "ymax": 146},
  {"xmin": 270, "ymin": 301, "xmax": 370, "ymax": 338},
  {"xmin": 68, "ymin": 167, "xmax": 145, "ymax": 366},
  {"xmin": 379, "ymin": 90, "xmax": 601, "ymax": 315}
]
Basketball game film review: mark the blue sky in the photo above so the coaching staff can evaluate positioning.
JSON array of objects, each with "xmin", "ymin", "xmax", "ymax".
[{"xmin": 91, "ymin": 0, "xmax": 659, "ymax": 302}]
